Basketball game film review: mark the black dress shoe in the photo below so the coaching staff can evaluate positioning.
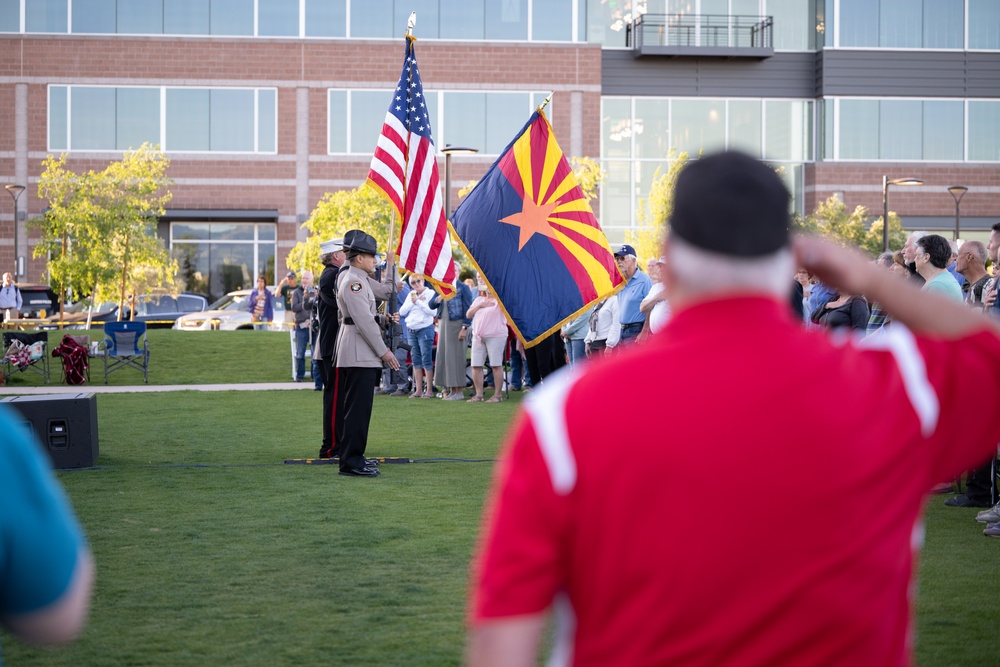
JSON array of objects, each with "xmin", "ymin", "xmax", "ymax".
[
  {"xmin": 339, "ymin": 466, "xmax": 379, "ymax": 477},
  {"xmin": 944, "ymin": 494, "xmax": 992, "ymax": 508},
  {"xmin": 365, "ymin": 457, "xmax": 380, "ymax": 467}
]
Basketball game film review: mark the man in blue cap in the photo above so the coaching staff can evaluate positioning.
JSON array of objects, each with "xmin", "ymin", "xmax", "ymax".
[{"xmin": 612, "ymin": 243, "xmax": 651, "ymax": 349}]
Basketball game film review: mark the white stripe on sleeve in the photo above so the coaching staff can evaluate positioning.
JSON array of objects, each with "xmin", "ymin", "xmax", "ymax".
[{"xmin": 523, "ymin": 367, "xmax": 579, "ymax": 495}]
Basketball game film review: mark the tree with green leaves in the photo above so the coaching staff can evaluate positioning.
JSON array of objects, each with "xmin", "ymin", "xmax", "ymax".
[
  {"xmin": 33, "ymin": 143, "xmax": 174, "ymax": 324},
  {"xmin": 794, "ymin": 196, "xmax": 907, "ymax": 257},
  {"xmin": 286, "ymin": 186, "xmax": 394, "ymax": 279},
  {"xmin": 628, "ymin": 150, "xmax": 691, "ymax": 262}
]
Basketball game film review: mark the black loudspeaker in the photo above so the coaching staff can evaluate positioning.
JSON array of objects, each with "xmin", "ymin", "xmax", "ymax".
[{"xmin": 0, "ymin": 393, "xmax": 99, "ymax": 468}]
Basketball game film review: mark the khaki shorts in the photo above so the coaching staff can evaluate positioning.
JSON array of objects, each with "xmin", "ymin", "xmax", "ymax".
[{"xmin": 471, "ymin": 336, "xmax": 505, "ymax": 367}]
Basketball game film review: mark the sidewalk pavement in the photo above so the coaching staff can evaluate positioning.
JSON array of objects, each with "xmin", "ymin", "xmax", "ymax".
[{"xmin": 0, "ymin": 383, "xmax": 318, "ymax": 395}]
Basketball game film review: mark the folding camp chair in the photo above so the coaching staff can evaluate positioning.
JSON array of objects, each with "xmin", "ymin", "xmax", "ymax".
[
  {"xmin": 2, "ymin": 331, "xmax": 49, "ymax": 383},
  {"xmin": 102, "ymin": 321, "xmax": 149, "ymax": 384},
  {"xmin": 54, "ymin": 334, "xmax": 91, "ymax": 384}
]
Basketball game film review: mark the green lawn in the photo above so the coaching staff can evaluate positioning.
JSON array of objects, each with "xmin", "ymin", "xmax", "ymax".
[{"xmin": 2, "ymin": 331, "xmax": 999, "ymax": 665}]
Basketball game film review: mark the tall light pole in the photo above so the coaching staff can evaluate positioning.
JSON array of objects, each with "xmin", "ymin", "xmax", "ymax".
[
  {"xmin": 4, "ymin": 184, "xmax": 25, "ymax": 279},
  {"xmin": 881, "ymin": 176, "xmax": 923, "ymax": 252},
  {"xmin": 441, "ymin": 144, "xmax": 479, "ymax": 221},
  {"xmin": 947, "ymin": 185, "xmax": 968, "ymax": 242}
]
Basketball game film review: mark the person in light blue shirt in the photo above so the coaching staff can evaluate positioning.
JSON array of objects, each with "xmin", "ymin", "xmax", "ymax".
[
  {"xmin": 0, "ymin": 404, "xmax": 94, "ymax": 655},
  {"xmin": 916, "ymin": 235, "xmax": 964, "ymax": 303},
  {"xmin": 613, "ymin": 244, "xmax": 652, "ymax": 346}
]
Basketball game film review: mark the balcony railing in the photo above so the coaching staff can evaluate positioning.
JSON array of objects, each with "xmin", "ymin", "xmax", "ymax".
[{"xmin": 628, "ymin": 14, "xmax": 774, "ymax": 58}]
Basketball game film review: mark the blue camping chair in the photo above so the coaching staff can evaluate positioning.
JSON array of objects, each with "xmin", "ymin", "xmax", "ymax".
[{"xmin": 101, "ymin": 321, "xmax": 149, "ymax": 384}]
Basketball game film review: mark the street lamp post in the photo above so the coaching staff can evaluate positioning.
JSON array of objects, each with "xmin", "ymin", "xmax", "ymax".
[
  {"xmin": 881, "ymin": 176, "xmax": 923, "ymax": 252},
  {"xmin": 947, "ymin": 185, "xmax": 968, "ymax": 242},
  {"xmin": 441, "ymin": 144, "xmax": 479, "ymax": 221},
  {"xmin": 4, "ymin": 184, "xmax": 25, "ymax": 279}
]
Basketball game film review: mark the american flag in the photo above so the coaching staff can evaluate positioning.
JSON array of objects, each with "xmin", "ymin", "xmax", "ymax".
[{"xmin": 366, "ymin": 35, "xmax": 456, "ymax": 298}]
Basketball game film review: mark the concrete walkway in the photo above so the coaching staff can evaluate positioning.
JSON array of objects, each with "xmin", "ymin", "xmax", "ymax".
[{"xmin": 0, "ymin": 382, "xmax": 318, "ymax": 395}]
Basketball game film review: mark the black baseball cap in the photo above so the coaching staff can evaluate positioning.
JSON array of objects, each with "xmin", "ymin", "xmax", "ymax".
[{"xmin": 669, "ymin": 151, "xmax": 790, "ymax": 257}]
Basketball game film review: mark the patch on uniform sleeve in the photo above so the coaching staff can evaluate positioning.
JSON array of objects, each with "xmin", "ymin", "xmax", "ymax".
[{"xmin": 350, "ymin": 281, "xmax": 363, "ymax": 293}]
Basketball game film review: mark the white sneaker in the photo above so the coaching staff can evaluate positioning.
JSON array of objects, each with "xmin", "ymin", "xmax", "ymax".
[{"xmin": 975, "ymin": 504, "xmax": 1000, "ymax": 524}]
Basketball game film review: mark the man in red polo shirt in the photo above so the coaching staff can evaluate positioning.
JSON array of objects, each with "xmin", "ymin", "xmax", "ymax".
[{"xmin": 467, "ymin": 151, "xmax": 1000, "ymax": 667}]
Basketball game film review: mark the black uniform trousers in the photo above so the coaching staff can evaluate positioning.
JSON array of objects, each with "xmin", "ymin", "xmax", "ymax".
[
  {"xmin": 335, "ymin": 366, "xmax": 379, "ymax": 471},
  {"xmin": 318, "ymin": 359, "xmax": 341, "ymax": 459}
]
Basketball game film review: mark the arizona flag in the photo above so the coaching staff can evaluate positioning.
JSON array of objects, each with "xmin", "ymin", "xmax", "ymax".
[
  {"xmin": 366, "ymin": 35, "xmax": 456, "ymax": 298},
  {"xmin": 451, "ymin": 109, "xmax": 624, "ymax": 347}
]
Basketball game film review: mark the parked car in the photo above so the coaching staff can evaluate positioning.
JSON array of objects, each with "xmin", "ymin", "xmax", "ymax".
[
  {"xmin": 39, "ymin": 292, "xmax": 209, "ymax": 330},
  {"xmin": 173, "ymin": 289, "xmax": 287, "ymax": 331},
  {"xmin": 15, "ymin": 283, "xmax": 58, "ymax": 319}
]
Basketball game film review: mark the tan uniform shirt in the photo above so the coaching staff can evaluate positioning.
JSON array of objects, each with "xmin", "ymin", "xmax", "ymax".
[{"xmin": 335, "ymin": 265, "xmax": 391, "ymax": 368}]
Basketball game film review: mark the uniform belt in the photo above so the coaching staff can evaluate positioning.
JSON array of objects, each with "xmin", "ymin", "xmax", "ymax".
[
  {"xmin": 343, "ymin": 316, "xmax": 378, "ymax": 326},
  {"xmin": 621, "ymin": 321, "xmax": 644, "ymax": 330}
]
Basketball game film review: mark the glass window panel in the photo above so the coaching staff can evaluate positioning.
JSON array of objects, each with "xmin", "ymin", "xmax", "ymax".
[
  {"xmin": 768, "ymin": 0, "xmax": 811, "ymax": 50},
  {"xmin": 171, "ymin": 242, "xmax": 212, "ymax": 298},
  {"xmin": 879, "ymin": 0, "xmax": 920, "ymax": 48},
  {"xmin": 211, "ymin": 223, "xmax": 255, "ymax": 240},
  {"xmin": 26, "ymin": 0, "xmax": 68, "ymax": 32},
  {"xmin": 305, "ymin": 0, "xmax": 345, "ymax": 37},
  {"xmin": 71, "ymin": 87, "xmax": 116, "ymax": 150},
  {"xmin": 765, "ymin": 100, "xmax": 794, "ymax": 160},
  {"xmin": 172, "ymin": 223, "xmax": 211, "ymax": 240},
  {"xmin": 486, "ymin": 0, "xmax": 528, "ymax": 40},
  {"xmin": 350, "ymin": 90, "xmax": 392, "ymax": 154},
  {"xmin": 728, "ymin": 99, "xmax": 761, "ymax": 158},
  {"xmin": 600, "ymin": 160, "xmax": 631, "ymax": 233},
  {"xmin": 837, "ymin": 0, "xmax": 876, "ymax": 47},
  {"xmin": 485, "ymin": 93, "xmax": 529, "ymax": 155},
  {"xmin": 634, "ymin": 98, "xmax": 671, "ymax": 159},
  {"xmin": 214, "ymin": 244, "xmax": 255, "ymax": 295},
  {"xmin": 821, "ymin": 98, "xmax": 833, "ymax": 160},
  {"xmin": 395, "ymin": 0, "xmax": 438, "ymax": 38},
  {"xmin": 211, "ymin": 0, "xmax": 253, "ymax": 35},
  {"xmin": 773, "ymin": 161, "xmax": 803, "ymax": 213},
  {"xmin": 922, "ymin": 101, "xmax": 962, "ymax": 161},
  {"xmin": 586, "ymin": 0, "xmax": 630, "ymax": 47},
  {"xmin": 117, "ymin": 88, "xmax": 160, "ymax": 150},
  {"xmin": 72, "ymin": 0, "xmax": 114, "ymax": 33},
  {"xmin": 210, "ymin": 89, "xmax": 255, "ymax": 151},
  {"xmin": 838, "ymin": 99, "xmax": 878, "ymax": 159},
  {"xmin": 0, "ymin": 0, "xmax": 19, "ymax": 33},
  {"xmin": 670, "ymin": 99, "xmax": 725, "ymax": 155},
  {"xmin": 440, "ymin": 0, "xmax": 483, "ymax": 39},
  {"xmin": 533, "ymin": 0, "xmax": 572, "ymax": 41},
  {"xmin": 350, "ymin": 0, "xmax": 391, "ymax": 37},
  {"xmin": 164, "ymin": 0, "xmax": 209, "ymax": 34},
  {"xmin": 969, "ymin": 0, "xmax": 1000, "ymax": 49},
  {"xmin": 577, "ymin": 0, "xmax": 586, "ymax": 42},
  {"xmin": 425, "ymin": 90, "xmax": 440, "ymax": 143},
  {"xmin": 259, "ymin": 0, "xmax": 298, "ymax": 36},
  {"xmin": 969, "ymin": 101, "xmax": 1000, "ymax": 162},
  {"xmin": 328, "ymin": 90, "xmax": 347, "ymax": 153},
  {"xmin": 636, "ymin": 160, "xmax": 670, "ymax": 225},
  {"xmin": 602, "ymin": 98, "xmax": 632, "ymax": 159},
  {"xmin": 49, "ymin": 85, "xmax": 68, "ymax": 150},
  {"xmin": 257, "ymin": 224, "xmax": 275, "ymax": 240},
  {"xmin": 442, "ymin": 92, "xmax": 487, "ymax": 154},
  {"xmin": 119, "ymin": 0, "xmax": 164, "ymax": 33},
  {"xmin": 166, "ymin": 88, "xmax": 210, "ymax": 150},
  {"xmin": 879, "ymin": 100, "xmax": 921, "ymax": 159},
  {"xmin": 802, "ymin": 100, "xmax": 813, "ymax": 161},
  {"xmin": 257, "ymin": 89, "xmax": 276, "ymax": 153},
  {"xmin": 922, "ymin": 0, "xmax": 962, "ymax": 49},
  {"xmin": 531, "ymin": 92, "xmax": 551, "ymax": 120}
]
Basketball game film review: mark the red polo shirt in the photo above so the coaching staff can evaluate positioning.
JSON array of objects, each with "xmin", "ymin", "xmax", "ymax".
[{"xmin": 471, "ymin": 297, "xmax": 1000, "ymax": 667}]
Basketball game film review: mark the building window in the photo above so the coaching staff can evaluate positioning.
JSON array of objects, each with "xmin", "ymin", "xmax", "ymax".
[
  {"xmin": 599, "ymin": 95, "xmax": 812, "ymax": 237},
  {"xmin": 171, "ymin": 222, "xmax": 276, "ymax": 303},
  {"xmin": 833, "ymin": 98, "xmax": 967, "ymax": 161},
  {"xmin": 48, "ymin": 85, "xmax": 277, "ymax": 153},
  {"xmin": 835, "ymin": 0, "xmax": 966, "ymax": 49},
  {"xmin": 969, "ymin": 101, "xmax": 1000, "ymax": 162},
  {"xmin": 328, "ymin": 89, "xmax": 549, "ymax": 155},
  {"xmin": 2, "ymin": 0, "xmax": 580, "ymax": 39},
  {"xmin": 969, "ymin": 0, "xmax": 1000, "ymax": 50}
]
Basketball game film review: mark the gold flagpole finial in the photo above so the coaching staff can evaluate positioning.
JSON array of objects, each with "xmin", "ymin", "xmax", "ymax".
[{"xmin": 537, "ymin": 92, "xmax": 553, "ymax": 113}]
